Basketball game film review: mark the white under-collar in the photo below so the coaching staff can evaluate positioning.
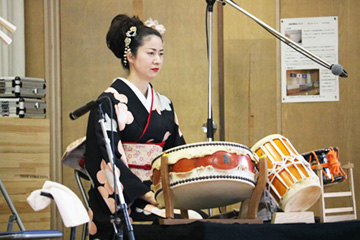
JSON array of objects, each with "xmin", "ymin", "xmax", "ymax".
[{"xmin": 117, "ymin": 78, "xmax": 152, "ymax": 112}]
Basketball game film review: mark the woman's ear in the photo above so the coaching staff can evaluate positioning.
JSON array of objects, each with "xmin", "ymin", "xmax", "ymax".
[{"xmin": 127, "ymin": 51, "xmax": 135, "ymax": 64}]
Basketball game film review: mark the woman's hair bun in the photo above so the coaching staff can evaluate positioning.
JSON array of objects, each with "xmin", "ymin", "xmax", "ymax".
[
  {"xmin": 106, "ymin": 15, "xmax": 143, "ymax": 59},
  {"xmin": 106, "ymin": 14, "xmax": 162, "ymax": 69}
]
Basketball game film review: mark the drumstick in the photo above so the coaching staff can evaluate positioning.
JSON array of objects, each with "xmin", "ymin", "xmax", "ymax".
[
  {"xmin": 0, "ymin": 16, "xmax": 17, "ymax": 33},
  {"xmin": 0, "ymin": 29, "xmax": 12, "ymax": 45}
]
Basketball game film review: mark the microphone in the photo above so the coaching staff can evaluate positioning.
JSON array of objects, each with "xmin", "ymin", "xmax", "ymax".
[
  {"xmin": 206, "ymin": 0, "xmax": 216, "ymax": 11},
  {"xmin": 69, "ymin": 97, "xmax": 108, "ymax": 120},
  {"xmin": 331, "ymin": 64, "xmax": 348, "ymax": 78}
]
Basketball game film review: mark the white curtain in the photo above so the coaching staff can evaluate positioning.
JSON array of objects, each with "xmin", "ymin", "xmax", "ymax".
[{"xmin": 0, "ymin": 0, "xmax": 25, "ymax": 77}]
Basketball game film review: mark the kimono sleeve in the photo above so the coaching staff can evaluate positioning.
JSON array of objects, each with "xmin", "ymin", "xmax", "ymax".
[
  {"xmin": 85, "ymin": 94, "xmax": 150, "ymax": 205},
  {"xmin": 163, "ymin": 101, "xmax": 186, "ymax": 150}
]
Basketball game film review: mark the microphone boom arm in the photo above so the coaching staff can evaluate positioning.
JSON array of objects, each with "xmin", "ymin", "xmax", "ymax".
[{"xmin": 219, "ymin": 0, "xmax": 348, "ymax": 78}]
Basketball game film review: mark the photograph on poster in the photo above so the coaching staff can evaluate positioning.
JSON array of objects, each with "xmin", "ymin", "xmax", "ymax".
[
  {"xmin": 286, "ymin": 69, "xmax": 319, "ymax": 96},
  {"xmin": 281, "ymin": 16, "xmax": 339, "ymax": 103},
  {"xmin": 285, "ymin": 29, "xmax": 302, "ymax": 44}
]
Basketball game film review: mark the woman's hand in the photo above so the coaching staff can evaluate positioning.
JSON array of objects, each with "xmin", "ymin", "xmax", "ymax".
[{"xmin": 141, "ymin": 191, "xmax": 158, "ymax": 206}]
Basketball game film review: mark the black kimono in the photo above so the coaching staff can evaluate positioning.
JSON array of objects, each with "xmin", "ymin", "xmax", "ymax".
[{"xmin": 85, "ymin": 78, "xmax": 185, "ymax": 239}]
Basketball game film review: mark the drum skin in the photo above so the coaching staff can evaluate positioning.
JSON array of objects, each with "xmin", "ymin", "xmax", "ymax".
[
  {"xmin": 151, "ymin": 142, "xmax": 257, "ymax": 210},
  {"xmin": 251, "ymin": 134, "xmax": 321, "ymax": 212}
]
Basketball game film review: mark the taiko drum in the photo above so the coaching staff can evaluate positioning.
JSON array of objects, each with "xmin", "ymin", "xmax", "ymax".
[
  {"xmin": 251, "ymin": 134, "xmax": 321, "ymax": 212},
  {"xmin": 151, "ymin": 141, "xmax": 258, "ymax": 210}
]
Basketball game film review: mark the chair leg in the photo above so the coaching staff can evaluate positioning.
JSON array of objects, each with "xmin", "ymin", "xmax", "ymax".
[
  {"xmin": 0, "ymin": 179, "xmax": 26, "ymax": 231},
  {"xmin": 74, "ymin": 170, "xmax": 90, "ymax": 240},
  {"xmin": 70, "ymin": 227, "xmax": 76, "ymax": 240},
  {"xmin": 81, "ymin": 223, "xmax": 88, "ymax": 240}
]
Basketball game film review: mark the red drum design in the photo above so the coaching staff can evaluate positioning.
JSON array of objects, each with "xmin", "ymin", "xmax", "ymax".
[
  {"xmin": 251, "ymin": 134, "xmax": 321, "ymax": 212},
  {"xmin": 151, "ymin": 142, "xmax": 257, "ymax": 210}
]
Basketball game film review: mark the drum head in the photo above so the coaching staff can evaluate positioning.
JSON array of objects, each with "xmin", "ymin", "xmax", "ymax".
[
  {"xmin": 280, "ymin": 177, "xmax": 322, "ymax": 212},
  {"xmin": 251, "ymin": 134, "xmax": 285, "ymax": 154},
  {"xmin": 155, "ymin": 178, "xmax": 255, "ymax": 210}
]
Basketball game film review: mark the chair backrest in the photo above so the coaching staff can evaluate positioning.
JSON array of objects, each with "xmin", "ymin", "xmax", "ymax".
[{"xmin": 62, "ymin": 137, "xmax": 89, "ymax": 240}]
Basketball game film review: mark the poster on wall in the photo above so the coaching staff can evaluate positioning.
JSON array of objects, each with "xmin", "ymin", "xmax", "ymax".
[{"xmin": 280, "ymin": 16, "xmax": 339, "ymax": 103}]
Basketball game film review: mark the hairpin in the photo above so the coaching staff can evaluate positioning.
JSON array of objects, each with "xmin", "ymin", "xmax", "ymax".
[{"xmin": 123, "ymin": 26, "xmax": 137, "ymax": 66}]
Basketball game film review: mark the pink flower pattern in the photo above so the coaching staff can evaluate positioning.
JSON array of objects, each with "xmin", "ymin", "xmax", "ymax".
[
  {"xmin": 118, "ymin": 140, "xmax": 129, "ymax": 166},
  {"xmin": 174, "ymin": 112, "xmax": 183, "ymax": 137},
  {"xmin": 105, "ymin": 87, "xmax": 129, "ymax": 103},
  {"xmin": 123, "ymin": 144, "xmax": 163, "ymax": 181},
  {"xmin": 105, "ymin": 87, "xmax": 134, "ymax": 131},
  {"xmin": 162, "ymin": 131, "xmax": 171, "ymax": 142},
  {"xmin": 96, "ymin": 159, "xmax": 122, "ymax": 214},
  {"xmin": 88, "ymin": 208, "xmax": 97, "ymax": 235},
  {"xmin": 153, "ymin": 92, "xmax": 162, "ymax": 115},
  {"xmin": 115, "ymin": 102, "xmax": 134, "ymax": 131}
]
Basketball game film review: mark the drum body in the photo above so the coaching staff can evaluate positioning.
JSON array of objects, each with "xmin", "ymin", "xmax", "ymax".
[
  {"xmin": 251, "ymin": 134, "xmax": 321, "ymax": 212},
  {"xmin": 302, "ymin": 148, "xmax": 346, "ymax": 185},
  {"xmin": 151, "ymin": 142, "xmax": 257, "ymax": 210}
]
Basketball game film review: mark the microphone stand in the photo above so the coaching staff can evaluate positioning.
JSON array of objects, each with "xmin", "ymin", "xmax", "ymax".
[
  {"xmin": 70, "ymin": 100, "xmax": 135, "ymax": 240},
  {"xmin": 218, "ymin": 0, "xmax": 348, "ymax": 78},
  {"xmin": 204, "ymin": 0, "xmax": 217, "ymax": 217},
  {"xmin": 206, "ymin": 0, "xmax": 216, "ymax": 142},
  {"xmin": 97, "ymin": 105, "xmax": 135, "ymax": 240}
]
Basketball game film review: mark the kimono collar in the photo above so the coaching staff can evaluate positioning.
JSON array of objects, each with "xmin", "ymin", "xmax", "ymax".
[{"xmin": 117, "ymin": 77, "xmax": 153, "ymax": 112}]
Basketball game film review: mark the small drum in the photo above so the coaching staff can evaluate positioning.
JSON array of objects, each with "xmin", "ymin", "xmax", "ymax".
[
  {"xmin": 251, "ymin": 134, "xmax": 321, "ymax": 212},
  {"xmin": 151, "ymin": 141, "xmax": 257, "ymax": 210},
  {"xmin": 301, "ymin": 148, "xmax": 347, "ymax": 185}
]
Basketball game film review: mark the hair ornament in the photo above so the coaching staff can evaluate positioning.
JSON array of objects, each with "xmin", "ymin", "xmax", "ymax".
[
  {"xmin": 144, "ymin": 18, "xmax": 166, "ymax": 35},
  {"xmin": 123, "ymin": 26, "xmax": 137, "ymax": 66}
]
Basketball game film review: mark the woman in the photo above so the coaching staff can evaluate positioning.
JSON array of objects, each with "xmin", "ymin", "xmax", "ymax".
[{"xmin": 85, "ymin": 14, "xmax": 185, "ymax": 239}]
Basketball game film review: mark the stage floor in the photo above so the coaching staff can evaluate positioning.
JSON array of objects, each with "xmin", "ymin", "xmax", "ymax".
[{"xmin": 133, "ymin": 220, "xmax": 360, "ymax": 240}]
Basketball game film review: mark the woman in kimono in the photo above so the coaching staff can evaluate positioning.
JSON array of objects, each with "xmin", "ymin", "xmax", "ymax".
[{"xmin": 85, "ymin": 14, "xmax": 185, "ymax": 239}]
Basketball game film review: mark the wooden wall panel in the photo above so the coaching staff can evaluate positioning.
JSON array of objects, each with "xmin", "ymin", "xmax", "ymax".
[
  {"xmin": 61, "ymin": 0, "xmax": 132, "ymax": 146},
  {"xmin": 24, "ymin": 0, "xmax": 45, "ymax": 79},
  {"xmin": 0, "ymin": 118, "xmax": 50, "ymax": 231},
  {"xmin": 142, "ymin": 0, "xmax": 220, "ymax": 143},
  {"xmin": 223, "ymin": 0, "xmax": 279, "ymax": 147},
  {"xmin": 280, "ymin": 0, "xmax": 360, "ymax": 218}
]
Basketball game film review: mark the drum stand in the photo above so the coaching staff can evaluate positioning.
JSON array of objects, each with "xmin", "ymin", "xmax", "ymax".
[
  {"xmin": 315, "ymin": 163, "xmax": 357, "ymax": 223},
  {"xmin": 158, "ymin": 155, "xmax": 267, "ymax": 225}
]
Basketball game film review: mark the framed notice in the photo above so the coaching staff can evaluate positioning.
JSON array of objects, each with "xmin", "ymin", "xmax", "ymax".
[{"xmin": 280, "ymin": 16, "xmax": 339, "ymax": 103}]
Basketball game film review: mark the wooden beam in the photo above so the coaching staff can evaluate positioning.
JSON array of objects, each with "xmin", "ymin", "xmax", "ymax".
[{"xmin": 133, "ymin": 0, "xmax": 143, "ymax": 19}]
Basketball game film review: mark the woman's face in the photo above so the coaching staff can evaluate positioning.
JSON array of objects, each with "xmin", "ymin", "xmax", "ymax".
[{"xmin": 129, "ymin": 35, "xmax": 164, "ymax": 81}]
